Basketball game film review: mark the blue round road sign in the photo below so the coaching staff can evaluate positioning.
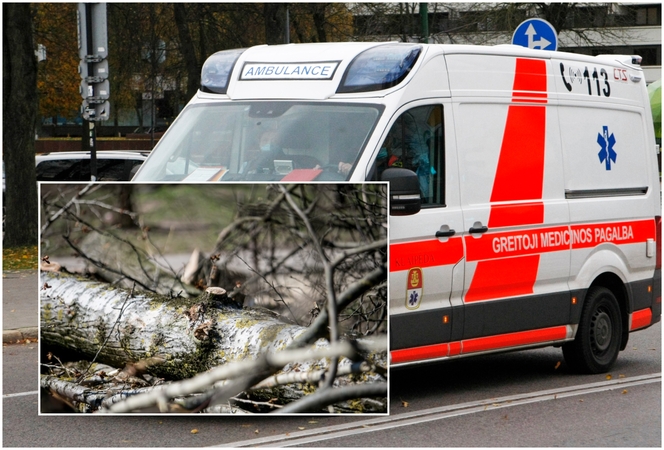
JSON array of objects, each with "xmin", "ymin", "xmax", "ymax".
[{"xmin": 512, "ymin": 18, "xmax": 558, "ymax": 51}]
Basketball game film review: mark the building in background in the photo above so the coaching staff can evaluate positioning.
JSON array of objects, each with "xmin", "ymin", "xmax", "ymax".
[{"xmin": 353, "ymin": 3, "xmax": 661, "ymax": 84}]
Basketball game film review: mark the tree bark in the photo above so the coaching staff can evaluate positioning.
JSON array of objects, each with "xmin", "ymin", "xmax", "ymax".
[
  {"xmin": 41, "ymin": 270, "xmax": 309, "ymax": 378},
  {"xmin": 40, "ymin": 270, "xmax": 387, "ymax": 413},
  {"xmin": 3, "ymin": 3, "xmax": 39, "ymax": 247},
  {"xmin": 264, "ymin": 3, "xmax": 288, "ymax": 45},
  {"xmin": 173, "ymin": 3, "xmax": 201, "ymax": 103}
]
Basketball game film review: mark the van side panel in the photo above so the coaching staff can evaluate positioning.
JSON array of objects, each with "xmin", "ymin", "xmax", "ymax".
[
  {"xmin": 449, "ymin": 55, "xmax": 572, "ymax": 340},
  {"xmin": 558, "ymin": 100, "xmax": 658, "ymax": 312}
]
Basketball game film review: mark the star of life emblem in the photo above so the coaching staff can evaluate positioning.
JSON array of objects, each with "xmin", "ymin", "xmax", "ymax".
[
  {"xmin": 597, "ymin": 125, "xmax": 617, "ymax": 170},
  {"xmin": 406, "ymin": 267, "xmax": 423, "ymax": 310}
]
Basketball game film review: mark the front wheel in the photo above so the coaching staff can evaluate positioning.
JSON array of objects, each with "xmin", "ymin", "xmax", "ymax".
[{"xmin": 563, "ymin": 287, "xmax": 622, "ymax": 374}]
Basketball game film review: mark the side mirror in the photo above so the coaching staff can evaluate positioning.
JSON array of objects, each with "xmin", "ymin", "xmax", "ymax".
[{"xmin": 381, "ymin": 167, "xmax": 421, "ymax": 216}]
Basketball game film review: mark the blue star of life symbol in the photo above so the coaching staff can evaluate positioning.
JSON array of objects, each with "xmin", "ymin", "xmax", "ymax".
[
  {"xmin": 597, "ymin": 125, "xmax": 617, "ymax": 170},
  {"xmin": 409, "ymin": 291, "xmax": 419, "ymax": 306}
]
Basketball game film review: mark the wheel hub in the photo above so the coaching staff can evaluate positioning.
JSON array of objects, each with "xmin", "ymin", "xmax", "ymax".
[{"xmin": 592, "ymin": 310, "xmax": 612, "ymax": 352}]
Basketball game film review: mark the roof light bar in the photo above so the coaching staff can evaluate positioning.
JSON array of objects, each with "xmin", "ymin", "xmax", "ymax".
[
  {"xmin": 201, "ymin": 48, "xmax": 246, "ymax": 94},
  {"xmin": 337, "ymin": 44, "xmax": 422, "ymax": 94}
]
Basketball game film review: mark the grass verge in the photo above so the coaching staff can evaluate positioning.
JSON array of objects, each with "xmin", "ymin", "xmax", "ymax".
[{"xmin": 3, "ymin": 245, "xmax": 39, "ymax": 271}]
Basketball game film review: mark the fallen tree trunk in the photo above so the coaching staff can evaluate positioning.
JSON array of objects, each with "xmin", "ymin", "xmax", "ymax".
[
  {"xmin": 40, "ymin": 270, "xmax": 387, "ymax": 413},
  {"xmin": 41, "ymin": 270, "xmax": 307, "ymax": 378}
]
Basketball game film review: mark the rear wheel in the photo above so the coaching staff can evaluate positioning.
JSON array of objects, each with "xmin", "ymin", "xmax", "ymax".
[{"xmin": 563, "ymin": 286, "xmax": 622, "ymax": 374}]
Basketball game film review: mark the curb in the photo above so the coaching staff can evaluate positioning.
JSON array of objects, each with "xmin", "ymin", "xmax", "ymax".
[{"xmin": 3, "ymin": 327, "xmax": 38, "ymax": 344}]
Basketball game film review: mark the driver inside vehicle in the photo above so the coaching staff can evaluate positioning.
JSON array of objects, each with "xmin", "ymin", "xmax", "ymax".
[
  {"xmin": 375, "ymin": 110, "xmax": 432, "ymax": 198},
  {"xmin": 244, "ymin": 128, "xmax": 286, "ymax": 174}
]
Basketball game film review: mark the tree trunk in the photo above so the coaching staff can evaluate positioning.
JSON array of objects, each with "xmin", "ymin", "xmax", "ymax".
[
  {"xmin": 40, "ymin": 270, "xmax": 387, "ymax": 413},
  {"xmin": 3, "ymin": 3, "xmax": 39, "ymax": 247},
  {"xmin": 264, "ymin": 3, "xmax": 288, "ymax": 45},
  {"xmin": 173, "ymin": 3, "xmax": 201, "ymax": 103},
  {"xmin": 41, "ymin": 270, "xmax": 309, "ymax": 378}
]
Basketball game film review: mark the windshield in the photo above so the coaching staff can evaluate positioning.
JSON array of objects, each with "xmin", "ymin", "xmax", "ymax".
[{"xmin": 133, "ymin": 102, "xmax": 383, "ymax": 182}]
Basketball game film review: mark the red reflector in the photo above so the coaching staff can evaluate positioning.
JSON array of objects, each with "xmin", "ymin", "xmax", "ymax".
[{"xmin": 630, "ymin": 308, "xmax": 652, "ymax": 330}]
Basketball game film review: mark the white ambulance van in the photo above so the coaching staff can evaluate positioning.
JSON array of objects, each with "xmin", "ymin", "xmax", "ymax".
[{"xmin": 133, "ymin": 42, "xmax": 661, "ymax": 373}]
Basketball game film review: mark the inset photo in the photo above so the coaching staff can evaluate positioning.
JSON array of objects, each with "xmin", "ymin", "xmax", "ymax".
[{"xmin": 38, "ymin": 183, "xmax": 387, "ymax": 414}]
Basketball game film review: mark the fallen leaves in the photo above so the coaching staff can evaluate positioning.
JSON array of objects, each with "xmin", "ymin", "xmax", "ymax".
[{"xmin": 3, "ymin": 245, "xmax": 38, "ymax": 270}]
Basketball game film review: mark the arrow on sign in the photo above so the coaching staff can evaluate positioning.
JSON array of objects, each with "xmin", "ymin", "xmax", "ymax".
[{"xmin": 525, "ymin": 24, "xmax": 552, "ymax": 50}]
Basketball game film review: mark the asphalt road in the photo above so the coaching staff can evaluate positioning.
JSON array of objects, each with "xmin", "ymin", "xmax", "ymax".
[{"xmin": 3, "ymin": 322, "xmax": 660, "ymax": 447}]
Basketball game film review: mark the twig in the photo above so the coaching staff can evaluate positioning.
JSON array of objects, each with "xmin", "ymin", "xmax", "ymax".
[
  {"xmin": 279, "ymin": 185, "xmax": 340, "ymax": 389},
  {"xmin": 105, "ymin": 340, "xmax": 367, "ymax": 413},
  {"xmin": 289, "ymin": 266, "xmax": 387, "ymax": 348},
  {"xmin": 235, "ymin": 253, "xmax": 299, "ymax": 325},
  {"xmin": 41, "ymin": 183, "xmax": 97, "ymax": 234},
  {"xmin": 63, "ymin": 235, "xmax": 154, "ymax": 292},
  {"xmin": 274, "ymin": 383, "xmax": 388, "ymax": 414}
]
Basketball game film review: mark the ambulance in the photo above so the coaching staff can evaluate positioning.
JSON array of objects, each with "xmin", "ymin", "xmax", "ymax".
[{"xmin": 132, "ymin": 42, "xmax": 661, "ymax": 373}]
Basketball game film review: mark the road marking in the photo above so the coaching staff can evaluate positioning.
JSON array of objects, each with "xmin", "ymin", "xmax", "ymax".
[
  {"xmin": 213, "ymin": 373, "xmax": 661, "ymax": 447},
  {"xmin": 3, "ymin": 391, "xmax": 38, "ymax": 398}
]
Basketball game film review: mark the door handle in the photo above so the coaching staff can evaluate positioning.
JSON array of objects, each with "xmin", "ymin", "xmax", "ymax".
[
  {"xmin": 435, "ymin": 229, "xmax": 456, "ymax": 238},
  {"xmin": 469, "ymin": 225, "xmax": 488, "ymax": 234}
]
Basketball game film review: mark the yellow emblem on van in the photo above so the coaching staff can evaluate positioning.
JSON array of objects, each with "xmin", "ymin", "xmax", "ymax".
[{"xmin": 406, "ymin": 267, "xmax": 423, "ymax": 310}]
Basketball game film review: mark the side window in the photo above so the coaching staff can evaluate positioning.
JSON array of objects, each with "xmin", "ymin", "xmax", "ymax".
[{"xmin": 372, "ymin": 105, "xmax": 445, "ymax": 207}]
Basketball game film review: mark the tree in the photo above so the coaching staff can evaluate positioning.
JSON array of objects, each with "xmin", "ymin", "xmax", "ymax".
[
  {"xmin": 39, "ymin": 183, "xmax": 388, "ymax": 413},
  {"xmin": 3, "ymin": 3, "xmax": 39, "ymax": 248},
  {"xmin": 32, "ymin": 3, "xmax": 80, "ymax": 123},
  {"xmin": 106, "ymin": 4, "xmax": 150, "ymax": 134}
]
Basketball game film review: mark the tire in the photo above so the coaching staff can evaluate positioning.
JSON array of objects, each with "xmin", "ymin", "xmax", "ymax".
[{"xmin": 563, "ymin": 286, "xmax": 622, "ymax": 374}]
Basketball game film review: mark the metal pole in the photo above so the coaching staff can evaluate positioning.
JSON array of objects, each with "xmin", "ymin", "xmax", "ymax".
[
  {"xmin": 285, "ymin": 6, "xmax": 290, "ymax": 44},
  {"xmin": 85, "ymin": 3, "xmax": 97, "ymax": 181},
  {"xmin": 419, "ymin": 3, "xmax": 429, "ymax": 44}
]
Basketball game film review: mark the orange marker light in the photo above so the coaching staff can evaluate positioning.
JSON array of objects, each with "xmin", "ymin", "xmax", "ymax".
[
  {"xmin": 571, "ymin": 297, "xmax": 577, "ymax": 305},
  {"xmin": 443, "ymin": 315, "xmax": 449, "ymax": 324}
]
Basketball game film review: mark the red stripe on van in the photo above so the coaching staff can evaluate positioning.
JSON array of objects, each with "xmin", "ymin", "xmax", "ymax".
[
  {"xmin": 488, "ymin": 202, "xmax": 544, "ymax": 228},
  {"xmin": 511, "ymin": 58, "xmax": 548, "ymax": 93},
  {"xmin": 391, "ymin": 343, "xmax": 449, "ymax": 364},
  {"xmin": 630, "ymin": 308, "xmax": 652, "ymax": 330},
  {"xmin": 467, "ymin": 58, "xmax": 548, "ymax": 302},
  {"xmin": 489, "ymin": 105, "xmax": 546, "ymax": 206},
  {"xmin": 464, "ymin": 255, "xmax": 540, "ymax": 302},
  {"xmin": 389, "ymin": 237, "xmax": 464, "ymax": 272},
  {"xmin": 570, "ymin": 219, "xmax": 656, "ymax": 249},
  {"xmin": 460, "ymin": 325, "xmax": 568, "ymax": 354},
  {"xmin": 390, "ymin": 325, "xmax": 568, "ymax": 364},
  {"xmin": 465, "ymin": 225, "xmax": 569, "ymax": 262}
]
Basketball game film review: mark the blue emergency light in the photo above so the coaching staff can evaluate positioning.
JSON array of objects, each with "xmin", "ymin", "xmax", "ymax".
[
  {"xmin": 201, "ymin": 48, "xmax": 246, "ymax": 94},
  {"xmin": 337, "ymin": 44, "xmax": 422, "ymax": 94}
]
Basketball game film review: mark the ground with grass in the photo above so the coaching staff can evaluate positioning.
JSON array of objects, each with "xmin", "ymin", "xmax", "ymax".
[{"xmin": 3, "ymin": 246, "xmax": 39, "ymax": 271}]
